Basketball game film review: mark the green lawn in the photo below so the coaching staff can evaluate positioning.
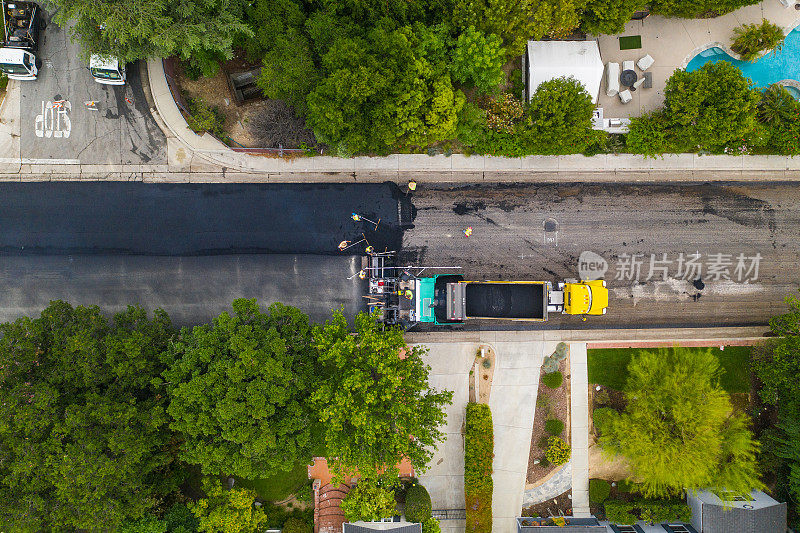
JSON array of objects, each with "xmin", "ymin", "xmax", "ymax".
[
  {"xmin": 236, "ymin": 460, "xmax": 311, "ymax": 502},
  {"xmin": 587, "ymin": 346, "xmax": 752, "ymax": 394}
]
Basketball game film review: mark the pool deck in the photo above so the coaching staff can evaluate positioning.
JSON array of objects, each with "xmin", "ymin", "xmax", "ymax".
[{"xmin": 594, "ymin": 1, "xmax": 800, "ymax": 120}]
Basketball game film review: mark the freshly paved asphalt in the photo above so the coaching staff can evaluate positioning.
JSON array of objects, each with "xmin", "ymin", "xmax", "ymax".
[
  {"xmin": 19, "ymin": 15, "xmax": 165, "ymax": 164},
  {"xmin": 402, "ymin": 182, "xmax": 800, "ymax": 329},
  {"xmin": 0, "ymin": 182, "xmax": 404, "ymax": 255},
  {"xmin": 0, "ymin": 182, "xmax": 405, "ymax": 325}
]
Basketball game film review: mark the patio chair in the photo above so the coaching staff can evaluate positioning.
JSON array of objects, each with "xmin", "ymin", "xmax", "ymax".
[
  {"xmin": 633, "ymin": 77, "xmax": 646, "ymax": 90},
  {"xmin": 637, "ymin": 54, "xmax": 655, "ymax": 71},
  {"xmin": 619, "ymin": 90, "xmax": 632, "ymax": 104},
  {"xmin": 622, "ymin": 60, "xmax": 635, "ymax": 73},
  {"xmin": 606, "ymin": 62, "xmax": 620, "ymax": 97},
  {"xmin": 643, "ymin": 71, "xmax": 653, "ymax": 88}
]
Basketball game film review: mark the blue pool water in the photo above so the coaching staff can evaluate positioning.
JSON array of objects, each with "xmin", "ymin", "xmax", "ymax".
[{"xmin": 686, "ymin": 27, "xmax": 800, "ymax": 94}]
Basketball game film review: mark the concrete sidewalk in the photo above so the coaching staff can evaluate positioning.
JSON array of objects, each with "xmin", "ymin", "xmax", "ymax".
[{"xmin": 569, "ymin": 343, "xmax": 590, "ymax": 517}]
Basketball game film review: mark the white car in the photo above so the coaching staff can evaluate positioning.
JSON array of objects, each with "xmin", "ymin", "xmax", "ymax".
[
  {"xmin": 89, "ymin": 55, "xmax": 125, "ymax": 85},
  {"xmin": 0, "ymin": 47, "xmax": 38, "ymax": 80}
]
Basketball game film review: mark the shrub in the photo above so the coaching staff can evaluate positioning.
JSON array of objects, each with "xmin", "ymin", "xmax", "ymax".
[
  {"xmin": 731, "ymin": 19, "xmax": 785, "ymax": 62},
  {"xmin": 594, "ymin": 389, "xmax": 611, "ymax": 406},
  {"xmin": 604, "ymin": 498, "xmax": 691, "ymax": 524},
  {"xmin": 592, "ymin": 407, "xmax": 617, "ymax": 435},
  {"xmin": 481, "ymin": 92, "xmax": 524, "ymax": 133},
  {"xmin": 538, "ymin": 455, "xmax": 550, "ymax": 468},
  {"xmin": 542, "ymin": 371, "xmax": 563, "ymax": 389},
  {"xmin": 283, "ymin": 517, "xmax": 313, "ymax": 533},
  {"xmin": 589, "ymin": 479, "xmax": 611, "ymax": 504},
  {"xmin": 451, "ymin": 26, "xmax": 506, "ymax": 95},
  {"xmin": 247, "ymin": 101, "xmax": 317, "ymax": 149},
  {"xmin": 421, "ymin": 516, "xmax": 442, "ymax": 533},
  {"xmin": 405, "ymin": 483, "xmax": 432, "ymax": 522},
  {"xmin": 544, "ymin": 419, "xmax": 564, "ymax": 436},
  {"xmin": 186, "ymin": 97, "xmax": 226, "ymax": 139},
  {"xmin": 340, "ymin": 479, "xmax": 397, "ymax": 522},
  {"xmin": 455, "ymin": 102, "xmax": 487, "ymax": 147},
  {"xmin": 617, "ymin": 479, "xmax": 636, "ymax": 493},
  {"xmin": 545, "ymin": 437, "xmax": 571, "ymax": 466},
  {"xmin": 465, "ymin": 403, "xmax": 493, "ymax": 533},
  {"xmin": 625, "ymin": 110, "xmax": 673, "ymax": 156}
]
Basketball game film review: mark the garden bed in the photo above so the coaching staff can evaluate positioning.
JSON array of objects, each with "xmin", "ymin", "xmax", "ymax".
[
  {"xmin": 173, "ymin": 54, "xmax": 315, "ymax": 149},
  {"xmin": 526, "ymin": 352, "xmax": 571, "ymax": 484},
  {"xmin": 469, "ymin": 345, "xmax": 496, "ymax": 404}
]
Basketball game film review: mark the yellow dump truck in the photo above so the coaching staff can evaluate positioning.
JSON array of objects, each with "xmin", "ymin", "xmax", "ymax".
[{"xmin": 367, "ymin": 271, "xmax": 609, "ymax": 327}]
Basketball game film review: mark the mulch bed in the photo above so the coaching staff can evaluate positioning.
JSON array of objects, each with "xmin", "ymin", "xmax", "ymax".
[
  {"xmin": 521, "ymin": 489, "xmax": 573, "ymax": 518},
  {"xmin": 526, "ymin": 358, "xmax": 571, "ymax": 484}
]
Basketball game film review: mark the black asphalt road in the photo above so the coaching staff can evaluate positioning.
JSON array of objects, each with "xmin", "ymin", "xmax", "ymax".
[
  {"xmin": 0, "ymin": 255, "xmax": 365, "ymax": 327},
  {"xmin": 0, "ymin": 182, "xmax": 406, "ymax": 255},
  {"xmin": 0, "ymin": 182, "xmax": 407, "ymax": 325},
  {"xmin": 402, "ymin": 182, "xmax": 800, "ymax": 330}
]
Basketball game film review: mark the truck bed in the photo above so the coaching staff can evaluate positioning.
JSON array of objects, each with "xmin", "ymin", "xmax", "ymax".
[{"xmin": 464, "ymin": 282, "xmax": 545, "ymax": 319}]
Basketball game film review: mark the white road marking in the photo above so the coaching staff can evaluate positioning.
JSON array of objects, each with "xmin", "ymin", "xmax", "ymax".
[{"xmin": 34, "ymin": 101, "xmax": 72, "ymax": 139}]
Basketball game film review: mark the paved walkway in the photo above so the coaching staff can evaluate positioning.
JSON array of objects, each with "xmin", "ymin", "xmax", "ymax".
[
  {"xmin": 596, "ymin": 1, "xmax": 800, "ymax": 118},
  {"xmin": 569, "ymin": 343, "xmax": 590, "ymax": 517},
  {"xmin": 522, "ymin": 462, "xmax": 573, "ymax": 506}
]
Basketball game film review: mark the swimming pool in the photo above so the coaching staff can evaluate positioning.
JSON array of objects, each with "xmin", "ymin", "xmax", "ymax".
[{"xmin": 686, "ymin": 26, "xmax": 800, "ymax": 95}]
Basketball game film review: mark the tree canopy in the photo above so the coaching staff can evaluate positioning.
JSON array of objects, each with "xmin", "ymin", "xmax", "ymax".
[
  {"xmin": 311, "ymin": 311, "xmax": 453, "ymax": 480},
  {"xmin": 0, "ymin": 302, "xmax": 176, "ymax": 532},
  {"xmin": 306, "ymin": 24, "xmax": 464, "ymax": 155},
  {"xmin": 164, "ymin": 299, "xmax": 316, "ymax": 480},
  {"xmin": 190, "ymin": 477, "xmax": 267, "ymax": 533},
  {"xmin": 601, "ymin": 347, "xmax": 763, "ymax": 498},
  {"xmin": 50, "ymin": 0, "xmax": 252, "ymax": 74},
  {"xmin": 340, "ymin": 479, "xmax": 398, "ymax": 522}
]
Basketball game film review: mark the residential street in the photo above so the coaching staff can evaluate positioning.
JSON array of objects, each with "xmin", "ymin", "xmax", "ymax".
[
  {"xmin": 18, "ymin": 15, "xmax": 165, "ymax": 164},
  {"xmin": 403, "ymin": 182, "xmax": 800, "ymax": 329}
]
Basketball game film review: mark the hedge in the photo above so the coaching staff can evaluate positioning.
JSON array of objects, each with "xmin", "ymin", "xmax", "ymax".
[
  {"xmin": 465, "ymin": 403, "xmax": 493, "ymax": 533},
  {"xmin": 405, "ymin": 483, "xmax": 432, "ymax": 523},
  {"xmin": 589, "ymin": 479, "xmax": 611, "ymax": 504},
  {"xmin": 604, "ymin": 498, "xmax": 691, "ymax": 524},
  {"xmin": 542, "ymin": 371, "xmax": 563, "ymax": 389}
]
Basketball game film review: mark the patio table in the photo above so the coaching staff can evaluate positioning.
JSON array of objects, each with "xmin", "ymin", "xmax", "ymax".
[{"xmin": 620, "ymin": 69, "xmax": 637, "ymax": 87}]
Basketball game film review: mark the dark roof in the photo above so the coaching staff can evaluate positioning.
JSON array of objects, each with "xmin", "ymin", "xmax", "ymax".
[
  {"xmin": 702, "ymin": 502, "xmax": 787, "ymax": 533},
  {"xmin": 342, "ymin": 524, "xmax": 421, "ymax": 533}
]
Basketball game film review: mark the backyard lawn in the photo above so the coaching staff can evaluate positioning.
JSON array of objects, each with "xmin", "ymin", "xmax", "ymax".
[
  {"xmin": 588, "ymin": 346, "xmax": 752, "ymax": 394},
  {"xmin": 236, "ymin": 460, "xmax": 311, "ymax": 501}
]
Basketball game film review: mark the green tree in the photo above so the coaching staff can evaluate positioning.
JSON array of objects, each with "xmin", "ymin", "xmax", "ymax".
[
  {"xmin": 306, "ymin": 25, "xmax": 464, "ymax": 154},
  {"xmin": 190, "ymin": 477, "xmax": 267, "ymax": 533},
  {"xmin": 340, "ymin": 479, "xmax": 397, "ymax": 522},
  {"xmin": 256, "ymin": 28, "xmax": 320, "ymax": 114},
  {"xmin": 0, "ymin": 302, "xmax": 176, "ymax": 532},
  {"xmin": 601, "ymin": 347, "xmax": 763, "ymax": 498},
  {"xmin": 453, "ymin": 0, "xmax": 584, "ymax": 55},
  {"xmin": 50, "ymin": 0, "xmax": 253, "ymax": 75},
  {"xmin": 753, "ymin": 293, "xmax": 800, "ymax": 405},
  {"xmin": 164, "ymin": 299, "xmax": 316, "ymax": 480},
  {"xmin": 520, "ymin": 76, "xmax": 598, "ymax": 154},
  {"xmin": 451, "ymin": 27, "xmax": 506, "ymax": 94},
  {"xmin": 731, "ymin": 19, "xmax": 785, "ymax": 62},
  {"xmin": 581, "ymin": 0, "xmax": 641, "ymax": 36},
  {"xmin": 311, "ymin": 311, "xmax": 453, "ymax": 480},
  {"xmin": 661, "ymin": 61, "xmax": 760, "ymax": 152}
]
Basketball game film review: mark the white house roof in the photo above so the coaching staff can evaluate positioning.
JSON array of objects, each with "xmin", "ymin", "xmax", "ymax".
[{"xmin": 526, "ymin": 40, "xmax": 604, "ymax": 104}]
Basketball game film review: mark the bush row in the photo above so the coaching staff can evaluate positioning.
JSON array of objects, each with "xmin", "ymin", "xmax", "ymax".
[{"xmin": 465, "ymin": 403, "xmax": 493, "ymax": 533}]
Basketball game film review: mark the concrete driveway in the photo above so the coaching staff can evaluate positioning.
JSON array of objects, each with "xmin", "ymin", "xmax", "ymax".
[
  {"xmin": 18, "ymin": 14, "xmax": 166, "ymax": 164},
  {"xmin": 417, "ymin": 337, "xmax": 555, "ymax": 533}
]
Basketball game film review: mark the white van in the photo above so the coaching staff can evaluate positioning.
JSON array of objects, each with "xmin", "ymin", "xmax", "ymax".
[{"xmin": 89, "ymin": 55, "xmax": 125, "ymax": 85}]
